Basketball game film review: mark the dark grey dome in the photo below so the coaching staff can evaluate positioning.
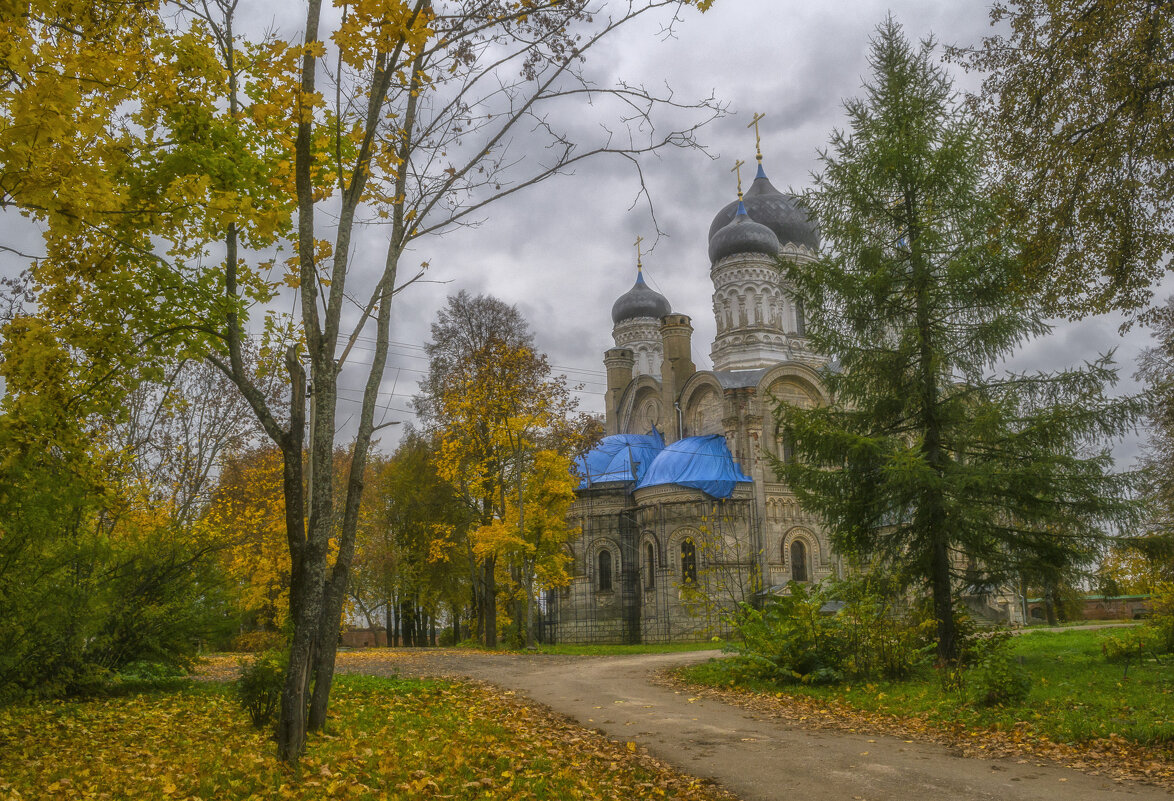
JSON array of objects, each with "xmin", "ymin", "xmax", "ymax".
[
  {"xmin": 708, "ymin": 201, "xmax": 780, "ymax": 263},
  {"xmin": 708, "ymin": 165, "xmax": 819, "ymax": 251},
  {"xmin": 611, "ymin": 271, "xmax": 671, "ymax": 324}
]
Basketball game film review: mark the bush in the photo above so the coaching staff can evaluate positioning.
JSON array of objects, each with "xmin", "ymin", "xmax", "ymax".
[
  {"xmin": 734, "ymin": 582, "xmax": 843, "ymax": 684},
  {"xmin": 732, "ymin": 574, "xmax": 932, "ymax": 685},
  {"xmin": 232, "ymin": 630, "xmax": 287, "ymax": 653},
  {"xmin": 969, "ymin": 641, "xmax": 1031, "ymax": 706},
  {"xmin": 1146, "ymin": 582, "xmax": 1174, "ymax": 654},
  {"xmin": 1101, "ymin": 628, "xmax": 1149, "ymax": 663},
  {"xmin": 236, "ymin": 651, "xmax": 285, "ymax": 729}
]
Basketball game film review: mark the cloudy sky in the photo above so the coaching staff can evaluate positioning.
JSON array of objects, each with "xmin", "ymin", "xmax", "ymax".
[
  {"xmin": 356, "ymin": 0, "xmax": 1163, "ymax": 464},
  {"xmin": 2, "ymin": 0, "xmax": 1164, "ymax": 464}
]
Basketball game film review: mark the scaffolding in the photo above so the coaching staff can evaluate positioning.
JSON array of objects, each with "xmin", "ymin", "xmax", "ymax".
[{"xmin": 545, "ymin": 483, "xmax": 760, "ymax": 645}]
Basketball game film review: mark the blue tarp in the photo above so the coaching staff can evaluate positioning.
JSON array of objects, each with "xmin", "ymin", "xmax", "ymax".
[
  {"xmin": 574, "ymin": 429, "xmax": 665, "ymax": 487},
  {"xmin": 636, "ymin": 435, "xmax": 752, "ymax": 499}
]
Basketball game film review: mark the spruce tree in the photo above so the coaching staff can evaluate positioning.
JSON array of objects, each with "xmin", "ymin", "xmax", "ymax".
[{"xmin": 777, "ymin": 19, "xmax": 1145, "ymax": 662}]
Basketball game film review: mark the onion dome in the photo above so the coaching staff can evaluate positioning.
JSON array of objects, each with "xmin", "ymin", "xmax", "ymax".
[
  {"xmin": 708, "ymin": 199, "xmax": 780, "ymax": 264},
  {"xmin": 611, "ymin": 269, "xmax": 671, "ymax": 324},
  {"xmin": 708, "ymin": 164, "xmax": 819, "ymax": 251}
]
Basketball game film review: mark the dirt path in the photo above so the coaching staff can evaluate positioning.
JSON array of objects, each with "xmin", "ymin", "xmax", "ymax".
[{"xmin": 342, "ymin": 649, "xmax": 1170, "ymax": 801}]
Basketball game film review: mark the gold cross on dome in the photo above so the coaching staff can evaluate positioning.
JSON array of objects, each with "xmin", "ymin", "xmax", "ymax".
[
  {"xmin": 731, "ymin": 159, "xmax": 745, "ymax": 198},
  {"xmin": 634, "ymin": 234, "xmax": 644, "ymax": 271},
  {"xmin": 748, "ymin": 112, "xmax": 766, "ymax": 162}
]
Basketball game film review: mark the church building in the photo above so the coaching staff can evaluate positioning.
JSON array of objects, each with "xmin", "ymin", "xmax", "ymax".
[{"xmin": 548, "ymin": 144, "xmax": 841, "ymax": 644}]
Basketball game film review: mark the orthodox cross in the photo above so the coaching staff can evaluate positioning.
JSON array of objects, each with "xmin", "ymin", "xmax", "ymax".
[
  {"xmin": 634, "ymin": 234, "xmax": 644, "ymax": 272},
  {"xmin": 731, "ymin": 159, "xmax": 745, "ymax": 199},
  {"xmin": 748, "ymin": 112, "xmax": 766, "ymax": 162}
]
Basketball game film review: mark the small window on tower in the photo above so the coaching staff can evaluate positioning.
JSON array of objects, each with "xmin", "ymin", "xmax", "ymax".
[{"xmin": 644, "ymin": 543, "xmax": 656, "ymax": 591}]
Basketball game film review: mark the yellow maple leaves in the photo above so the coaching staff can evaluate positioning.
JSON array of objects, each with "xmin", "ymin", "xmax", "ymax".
[{"xmin": 205, "ymin": 446, "xmax": 292, "ymax": 631}]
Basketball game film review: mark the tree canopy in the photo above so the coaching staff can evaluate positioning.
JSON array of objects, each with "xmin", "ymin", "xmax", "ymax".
[{"xmin": 953, "ymin": 0, "xmax": 1174, "ymax": 318}]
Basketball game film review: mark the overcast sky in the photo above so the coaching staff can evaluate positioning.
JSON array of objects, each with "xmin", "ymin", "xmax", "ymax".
[
  {"xmin": 2, "ymin": 0, "xmax": 1164, "ymax": 465},
  {"xmin": 364, "ymin": 0, "xmax": 1163, "ymax": 465}
]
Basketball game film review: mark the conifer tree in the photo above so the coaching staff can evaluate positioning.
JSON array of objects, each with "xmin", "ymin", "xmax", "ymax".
[{"xmin": 776, "ymin": 19, "xmax": 1145, "ymax": 662}]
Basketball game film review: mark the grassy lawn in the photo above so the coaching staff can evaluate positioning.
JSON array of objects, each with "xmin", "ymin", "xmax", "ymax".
[
  {"xmin": 0, "ymin": 674, "xmax": 731, "ymax": 801},
  {"xmin": 681, "ymin": 629, "xmax": 1174, "ymax": 750}
]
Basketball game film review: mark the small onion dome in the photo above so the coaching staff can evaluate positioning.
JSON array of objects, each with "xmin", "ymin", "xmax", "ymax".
[
  {"xmin": 708, "ymin": 163, "xmax": 819, "ymax": 251},
  {"xmin": 708, "ymin": 200, "xmax": 780, "ymax": 264},
  {"xmin": 611, "ymin": 270, "xmax": 671, "ymax": 324}
]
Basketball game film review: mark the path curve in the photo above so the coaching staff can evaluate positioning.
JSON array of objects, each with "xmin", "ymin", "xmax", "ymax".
[{"xmin": 344, "ymin": 649, "xmax": 1170, "ymax": 801}]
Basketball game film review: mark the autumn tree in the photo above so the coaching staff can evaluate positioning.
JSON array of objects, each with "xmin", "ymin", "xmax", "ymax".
[
  {"xmin": 205, "ymin": 445, "xmax": 292, "ymax": 634},
  {"xmin": 778, "ymin": 20, "xmax": 1144, "ymax": 663},
  {"xmin": 421, "ymin": 293, "xmax": 589, "ymax": 647},
  {"xmin": 1120, "ymin": 294, "xmax": 1174, "ymax": 587},
  {"xmin": 951, "ymin": 0, "xmax": 1174, "ymax": 318},
  {"xmin": 351, "ymin": 431, "xmax": 471, "ymax": 645},
  {"xmin": 3, "ymin": 0, "xmax": 721, "ymax": 761}
]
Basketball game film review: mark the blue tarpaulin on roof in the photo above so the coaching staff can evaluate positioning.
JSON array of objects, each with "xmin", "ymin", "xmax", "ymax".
[
  {"xmin": 573, "ymin": 429, "xmax": 665, "ymax": 487},
  {"xmin": 635, "ymin": 435, "xmax": 752, "ymax": 499}
]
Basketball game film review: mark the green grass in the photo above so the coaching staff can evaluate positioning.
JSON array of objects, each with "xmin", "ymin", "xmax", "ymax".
[
  {"xmin": 681, "ymin": 629, "xmax": 1174, "ymax": 748},
  {"xmin": 1, "ymin": 673, "xmax": 729, "ymax": 800}
]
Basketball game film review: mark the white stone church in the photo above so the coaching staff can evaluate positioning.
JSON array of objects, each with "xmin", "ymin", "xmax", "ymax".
[{"xmin": 548, "ymin": 149, "xmax": 843, "ymax": 644}]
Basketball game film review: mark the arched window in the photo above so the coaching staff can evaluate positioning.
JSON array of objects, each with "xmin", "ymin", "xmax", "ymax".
[
  {"xmin": 681, "ymin": 538, "xmax": 697, "ymax": 584},
  {"xmin": 781, "ymin": 426, "xmax": 795, "ymax": 464},
  {"xmin": 644, "ymin": 543, "xmax": 656, "ymax": 590},
  {"xmin": 598, "ymin": 550, "xmax": 612, "ymax": 592},
  {"xmin": 790, "ymin": 539, "xmax": 808, "ymax": 583}
]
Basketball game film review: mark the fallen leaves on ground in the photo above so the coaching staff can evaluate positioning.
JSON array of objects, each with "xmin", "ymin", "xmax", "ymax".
[
  {"xmin": 0, "ymin": 673, "xmax": 736, "ymax": 801},
  {"xmin": 664, "ymin": 670, "xmax": 1174, "ymax": 791},
  {"xmin": 193, "ymin": 648, "xmax": 467, "ymax": 683}
]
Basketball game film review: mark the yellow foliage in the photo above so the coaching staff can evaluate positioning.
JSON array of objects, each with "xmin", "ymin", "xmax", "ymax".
[{"xmin": 205, "ymin": 446, "xmax": 291, "ymax": 630}]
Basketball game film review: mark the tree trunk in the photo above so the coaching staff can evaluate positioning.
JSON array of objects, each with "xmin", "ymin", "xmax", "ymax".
[
  {"xmin": 384, "ymin": 601, "xmax": 393, "ymax": 647},
  {"xmin": 908, "ymin": 200, "xmax": 955, "ymax": 665},
  {"xmin": 484, "ymin": 555, "xmax": 497, "ymax": 648},
  {"xmin": 1044, "ymin": 582, "xmax": 1059, "ymax": 626},
  {"xmin": 524, "ymin": 561, "xmax": 537, "ymax": 648},
  {"xmin": 930, "ymin": 536, "xmax": 956, "ymax": 663},
  {"xmin": 405, "ymin": 600, "xmax": 417, "ymax": 647}
]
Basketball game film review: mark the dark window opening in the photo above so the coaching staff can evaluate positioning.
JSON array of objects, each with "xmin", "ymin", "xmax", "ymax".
[
  {"xmin": 790, "ymin": 540, "xmax": 808, "ymax": 583},
  {"xmin": 598, "ymin": 550, "xmax": 612, "ymax": 592},
  {"xmin": 681, "ymin": 539, "xmax": 697, "ymax": 584},
  {"xmin": 644, "ymin": 543, "xmax": 655, "ymax": 591}
]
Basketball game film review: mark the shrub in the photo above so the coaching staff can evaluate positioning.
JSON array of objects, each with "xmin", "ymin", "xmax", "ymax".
[
  {"xmin": 236, "ymin": 651, "xmax": 285, "ymax": 729},
  {"xmin": 1146, "ymin": 582, "xmax": 1174, "ymax": 654},
  {"xmin": 232, "ymin": 630, "xmax": 287, "ymax": 653},
  {"xmin": 969, "ymin": 641, "xmax": 1031, "ymax": 707},
  {"xmin": 732, "ymin": 574, "xmax": 931, "ymax": 685},
  {"xmin": 1102, "ymin": 628, "xmax": 1149, "ymax": 663},
  {"xmin": 834, "ymin": 573, "xmax": 934, "ymax": 680}
]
